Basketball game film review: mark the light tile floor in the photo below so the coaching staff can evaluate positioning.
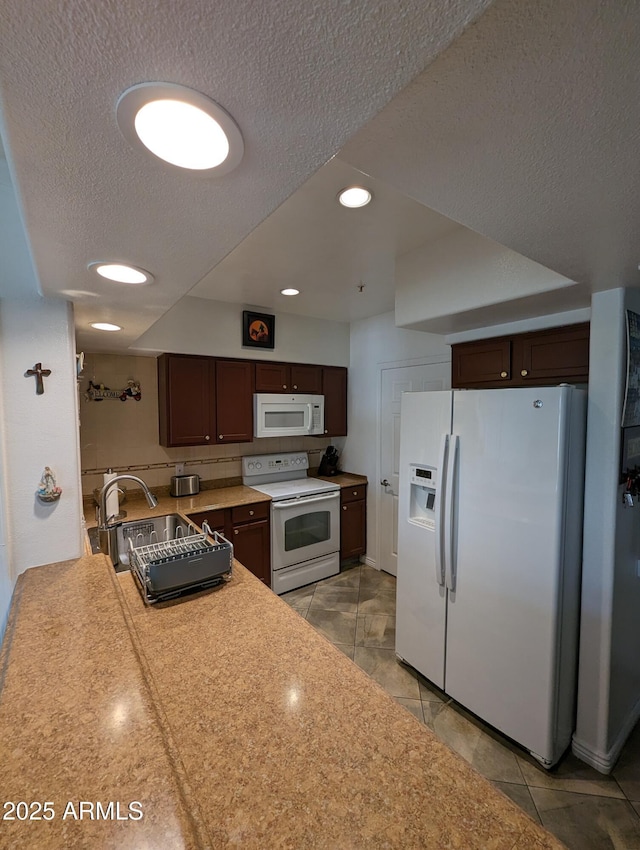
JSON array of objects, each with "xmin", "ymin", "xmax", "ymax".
[{"xmin": 281, "ymin": 563, "xmax": 640, "ymax": 850}]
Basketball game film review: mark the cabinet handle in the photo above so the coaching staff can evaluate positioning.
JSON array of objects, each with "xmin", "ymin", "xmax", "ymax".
[
  {"xmin": 324, "ymin": 429, "xmax": 328, "ymax": 434},
  {"xmin": 293, "ymin": 384, "xmax": 297, "ymax": 389},
  {"xmin": 249, "ymin": 510, "xmax": 254, "ymax": 516},
  {"xmin": 500, "ymin": 371, "xmax": 508, "ymax": 378},
  {"xmin": 353, "ymin": 491, "xmax": 358, "ymax": 495},
  {"xmin": 205, "ymin": 435, "xmax": 210, "ymax": 440},
  {"xmin": 342, "ymin": 505, "xmax": 347, "ymax": 511},
  {"xmin": 219, "ymin": 435, "xmax": 223, "ymax": 439},
  {"xmin": 520, "ymin": 369, "xmax": 529, "ymax": 377},
  {"xmin": 282, "ymin": 384, "xmax": 287, "ymax": 389},
  {"xmin": 234, "ymin": 529, "xmax": 238, "ymax": 535}
]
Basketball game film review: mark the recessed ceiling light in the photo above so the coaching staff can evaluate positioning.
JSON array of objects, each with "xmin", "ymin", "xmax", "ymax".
[
  {"xmin": 116, "ymin": 82, "xmax": 244, "ymax": 174},
  {"xmin": 338, "ymin": 186, "xmax": 372, "ymax": 208},
  {"xmin": 90, "ymin": 322, "xmax": 122, "ymax": 332},
  {"xmin": 88, "ymin": 262, "xmax": 153, "ymax": 285},
  {"xmin": 280, "ymin": 288, "xmax": 300, "ymax": 296}
]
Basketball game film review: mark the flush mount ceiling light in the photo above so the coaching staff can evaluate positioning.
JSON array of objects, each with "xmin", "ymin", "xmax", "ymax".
[
  {"xmin": 90, "ymin": 322, "xmax": 122, "ymax": 332},
  {"xmin": 116, "ymin": 82, "xmax": 244, "ymax": 174},
  {"xmin": 280, "ymin": 288, "xmax": 300, "ymax": 296},
  {"xmin": 338, "ymin": 186, "xmax": 372, "ymax": 208},
  {"xmin": 88, "ymin": 262, "xmax": 153, "ymax": 285}
]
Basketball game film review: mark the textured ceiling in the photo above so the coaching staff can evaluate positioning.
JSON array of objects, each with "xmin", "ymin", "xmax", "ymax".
[
  {"xmin": 340, "ymin": 0, "xmax": 640, "ymax": 296},
  {"xmin": 190, "ymin": 157, "xmax": 460, "ymax": 321},
  {"xmin": 0, "ymin": 0, "xmax": 492, "ymax": 352},
  {"xmin": 1, "ymin": 0, "xmax": 637, "ymax": 352}
]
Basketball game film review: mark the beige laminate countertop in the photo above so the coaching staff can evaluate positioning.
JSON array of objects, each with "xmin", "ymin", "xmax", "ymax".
[
  {"xmin": 85, "ymin": 475, "xmax": 367, "ymax": 528},
  {"xmin": 87, "ymin": 484, "xmax": 272, "ymax": 526},
  {"xmin": 314, "ymin": 472, "xmax": 368, "ymax": 489},
  {"xmin": 0, "ymin": 547, "xmax": 565, "ymax": 848}
]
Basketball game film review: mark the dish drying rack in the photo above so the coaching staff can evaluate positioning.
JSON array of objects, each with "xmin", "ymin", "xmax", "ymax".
[{"xmin": 129, "ymin": 521, "xmax": 233, "ymax": 604}]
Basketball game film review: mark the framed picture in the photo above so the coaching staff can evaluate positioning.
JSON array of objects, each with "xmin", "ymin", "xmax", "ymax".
[
  {"xmin": 242, "ymin": 310, "xmax": 275, "ymax": 350},
  {"xmin": 620, "ymin": 425, "xmax": 640, "ymax": 481}
]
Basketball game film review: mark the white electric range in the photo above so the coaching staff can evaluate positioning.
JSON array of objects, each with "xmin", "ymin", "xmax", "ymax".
[{"xmin": 242, "ymin": 452, "xmax": 340, "ymax": 595}]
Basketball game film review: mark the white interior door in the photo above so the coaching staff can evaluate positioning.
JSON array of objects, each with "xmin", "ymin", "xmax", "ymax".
[{"xmin": 378, "ymin": 362, "xmax": 450, "ymax": 576}]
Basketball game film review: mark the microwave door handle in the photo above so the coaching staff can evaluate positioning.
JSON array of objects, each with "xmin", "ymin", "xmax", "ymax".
[
  {"xmin": 272, "ymin": 492, "xmax": 340, "ymax": 509},
  {"xmin": 307, "ymin": 402, "xmax": 313, "ymax": 434}
]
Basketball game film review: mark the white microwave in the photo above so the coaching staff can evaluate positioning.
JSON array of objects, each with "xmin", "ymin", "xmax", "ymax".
[{"xmin": 254, "ymin": 393, "xmax": 325, "ymax": 438}]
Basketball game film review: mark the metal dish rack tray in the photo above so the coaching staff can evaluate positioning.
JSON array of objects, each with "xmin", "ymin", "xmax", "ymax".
[{"xmin": 129, "ymin": 523, "xmax": 233, "ymax": 603}]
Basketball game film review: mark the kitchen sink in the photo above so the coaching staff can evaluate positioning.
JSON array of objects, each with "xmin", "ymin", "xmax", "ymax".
[{"xmin": 87, "ymin": 513, "xmax": 199, "ymax": 569}]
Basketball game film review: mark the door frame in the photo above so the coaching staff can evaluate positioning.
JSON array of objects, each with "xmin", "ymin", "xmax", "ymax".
[{"xmin": 374, "ymin": 354, "xmax": 450, "ymax": 572}]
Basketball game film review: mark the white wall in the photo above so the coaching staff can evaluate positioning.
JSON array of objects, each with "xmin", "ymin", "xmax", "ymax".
[
  {"xmin": 342, "ymin": 311, "xmax": 449, "ymax": 566},
  {"xmin": 0, "ymin": 297, "xmax": 83, "ymax": 583},
  {"xmin": 395, "ymin": 227, "xmax": 582, "ymax": 332},
  {"xmin": 132, "ymin": 297, "xmax": 350, "ymax": 367},
  {"xmin": 0, "ymin": 344, "xmax": 12, "ymax": 638},
  {"xmin": 444, "ymin": 307, "xmax": 591, "ymax": 345},
  {"xmin": 573, "ymin": 287, "xmax": 640, "ymax": 772}
]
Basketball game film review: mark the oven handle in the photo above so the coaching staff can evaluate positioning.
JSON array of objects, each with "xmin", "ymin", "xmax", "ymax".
[{"xmin": 272, "ymin": 492, "xmax": 340, "ymax": 509}]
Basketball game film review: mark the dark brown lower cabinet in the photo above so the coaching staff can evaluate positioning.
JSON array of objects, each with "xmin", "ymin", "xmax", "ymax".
[
  {"xmin": 340, "ymin": 484, "xmax": 367, "ymax": 562},
  {"xmin": 187, "ymin": 502, "xmax": 271, "ymax": 588},
  {"xmin": 231, "ymin": 519, "xmax": 270, "ymax": 586}
]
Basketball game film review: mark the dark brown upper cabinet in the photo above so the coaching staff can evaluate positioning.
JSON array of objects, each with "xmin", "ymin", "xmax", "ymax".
[
  {"xmin": 322, "ymin": 366, "xmax": 348, "ymax": 436},
  {"xmin": 513, "ymin": 325, "xmax": 590, "ymax": 384},
  {"xmin": 215, "ymin": 359, "xmax": 254, "ymax": 443},
  {"xmin": 158, "ymin": 353, "xmax": 216, "ymax": 447},
  {"xmin": 452, "ymin": 338, "xmax": 512, "ymax": 387},
  {"xmin": 451, "ymin": 323, "xmax": 589, "ymax": 389},
  {"xmin": 254, "ymin": 362, "xmax": 322, "ymax": 394},
  {"xmin": 160, "ymin": 354, "xmax": 348, "ymax": 445}
]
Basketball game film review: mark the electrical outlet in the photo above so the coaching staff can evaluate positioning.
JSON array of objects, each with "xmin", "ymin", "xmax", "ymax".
[{"xmin": 175, "ymin": 462, "xmax": 185, "ymax": 476}]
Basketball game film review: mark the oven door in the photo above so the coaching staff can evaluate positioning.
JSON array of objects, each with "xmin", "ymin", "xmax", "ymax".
[{"xmin": 271, "ymin": 491, "xmax": 340, "ymax": 569}]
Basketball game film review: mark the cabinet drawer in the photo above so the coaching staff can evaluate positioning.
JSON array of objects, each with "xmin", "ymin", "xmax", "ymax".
[
  {"xmin": 231, "ymin": 502, "xmax": 269, "ymax": 524},
  {"xmin": 341, "ymin": 485, "xmax": 367, "ymax": 504},
  {"xmin": 187, "ymin": 509, "xmax": 225, "ymax": 531}
]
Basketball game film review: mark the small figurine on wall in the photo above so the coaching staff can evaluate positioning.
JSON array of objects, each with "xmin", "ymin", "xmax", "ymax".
[
  {"xmin": 85, "ymin": 378, "xmax": 142, "ymax": 402},
  {"xmin": 36, "ymin": 466, "xmax": 62, "ymax": 503}
]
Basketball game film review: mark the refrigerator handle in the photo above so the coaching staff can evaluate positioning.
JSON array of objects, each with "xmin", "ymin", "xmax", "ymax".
[
  {"xmin": 434, "ymin": 434, "xmax": 449, "ymax": 588},
  {"xmin": 444, "ymin": 434, "xmax": 458, "ymax": 592}
]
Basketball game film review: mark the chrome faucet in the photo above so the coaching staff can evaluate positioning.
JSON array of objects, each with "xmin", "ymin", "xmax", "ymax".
[{"xmin": 98, "ymin": 474, "xmax": 158, "ymax": 563}]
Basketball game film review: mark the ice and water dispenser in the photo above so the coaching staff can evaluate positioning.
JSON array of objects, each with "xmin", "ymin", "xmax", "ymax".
[{"xmin": 408, "ymin": 464, "xmax": 437, "ymax": 530}]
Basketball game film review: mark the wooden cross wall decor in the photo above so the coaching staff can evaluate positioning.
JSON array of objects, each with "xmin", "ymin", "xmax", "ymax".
[{"xmin": 26, "ymin": 363, "xmax": 52, "ymax": 395}]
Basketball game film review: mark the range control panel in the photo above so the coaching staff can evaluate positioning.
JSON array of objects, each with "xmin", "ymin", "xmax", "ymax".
[{"xmin": 242, "ymin": 452, "xmax": 309, "ymax": 477}]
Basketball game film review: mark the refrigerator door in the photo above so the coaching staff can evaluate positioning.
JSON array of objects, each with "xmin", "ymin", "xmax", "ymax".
[
  {"xmin": 444, "ymin": 386, "xmax": 584, "ymax": 764},
  {"xmin": 396, "ymin": 390, "xmax": 452, "ymax": 689}
]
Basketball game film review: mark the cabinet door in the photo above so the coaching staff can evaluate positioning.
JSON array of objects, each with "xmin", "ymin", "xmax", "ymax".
[
  {"xmin": 290, "ymin": 364, "xmax": 322, "ymax": 394},
  {"xmin": 514, "ymin": 323, "xmax": 590, "ymax": 384},
  {"xmin": 322, "ymin": 366, "xmax": 348, "ymax": 436},
  {"xmin": 451, "ymin": 339, "xmax": 512, "ymax": 388},
  {"xmin": 232, "ymin": 519, "xmax": 271, "ymax": 586},
  {"xmin": 255, "ymin": 362, "xmax": 290, "ymax": 392},
  {"xmin": 158, "ymin": 354, "xmax": 215, "ymax": 447},
  {"xmin": 340, "ymin": 498, "xmax": 366, "ymax": 560},
  {"xmin": 215, "ymin": 360, "xmax": 254, "ymax": 443}
]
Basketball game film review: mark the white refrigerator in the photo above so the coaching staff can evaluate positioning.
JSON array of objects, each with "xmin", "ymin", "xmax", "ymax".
[{"xmin": 396, "ymin": 386, "xmax": 586, "ymax": 767}]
